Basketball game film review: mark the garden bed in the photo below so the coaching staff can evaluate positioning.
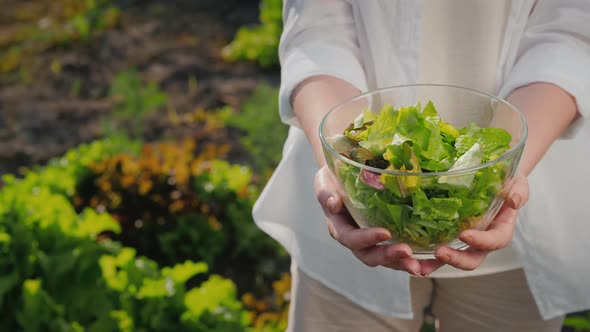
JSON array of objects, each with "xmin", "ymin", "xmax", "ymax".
[
  {"xmin": 0, "ymin": 0, "xmax": 290, "ymax": 330},
  {"xmin": 0, "ymin": 0, "xmax": 277, "ymax": 175}
]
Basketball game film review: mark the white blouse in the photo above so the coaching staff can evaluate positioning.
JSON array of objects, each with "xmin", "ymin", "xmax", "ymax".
[
  {"xmin": 418, "ymin": 0, "xmax": 523, "ymax": 278},
  {"xmin": 254, "ymin": 0, "xmax": 590, "ymax": 320}
]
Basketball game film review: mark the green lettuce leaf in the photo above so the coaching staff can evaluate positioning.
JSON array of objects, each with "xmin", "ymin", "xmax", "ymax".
[
  {"xmin": 420, "ymin": 117, "xmax": 450, "ymax": 165},
  {"xmin": 353, "ymin": 108, "xmax": 377, "ymax": 129},
  {"xmin": 359, "ymin": 138, "xmax": 392, "ymax": 156},
  {"xmin": 421, "ymin": 100, "xmax": 439, "ymax": 119},
  {"xmin": 440, "ymin": 121, "xmax": 460, "ymax": 144},
  {"xmin": 383, "ymin": 137, "xmax": 413, "ymax": 170},
  {"xmin": 367, "ymin": 193, "xmax": 412, "ymax": 235},
  {"xmin": 395, "ymin": 105, "xmax": 422, "ymax": 133},
  {"xmin": 412, "ymin": 189, "xmax": 462, "ymax": 221},
  {"xmin": 366, "ymin": 104, "xmax": 399, "ymax": 141},
  {"xmin": 338, "ymin": 164, "xmax": 380, "ymax": 208},
  {"xmin": 455, "ymin": 123, "xmax": 511, "ymax": 160},
  {"xmin": 457, "ymin": 197, "xmax": 489, "ymax": 219}
]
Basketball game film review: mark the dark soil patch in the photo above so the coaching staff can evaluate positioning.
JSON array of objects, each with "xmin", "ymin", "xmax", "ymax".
[{"xmin": 0, "ymin": 0, "xmax": 279, "ymax": 175}]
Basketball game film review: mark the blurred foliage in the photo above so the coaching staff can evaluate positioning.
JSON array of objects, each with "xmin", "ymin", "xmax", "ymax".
[
  {"xmin": 242, "ymin": 273, "xmax": 290, "ymax": 332},
  {"xmin": 2, "ymin": 135, "xmax": 140, "ymax": 197},
  {"xmin": 223, "ymin": 83, "xmax": 288, "ymax": 173},
  {"xmin": 73, "ymin": 135, "xmax": 285, "ymax": 266},
  {"xmin": 421, "ymin": 322, "xmax": 436, "ymax": 332},
  {"xmin": 565, "ymin": 313, "xmax": 590, "ymax": 332},
  {"xmin": 0, "ymin": 0, "xmax": 293, "ymax": 327},
  {"xmin": 104, "ymin": 69, "xmax": 168, "ymax": 139},
  {"xmin": 75, "ymin": 139, "xmax": 227, "ymax": 263},
  {"xmin": 222, "ymin": 0, "xmax": 282, "ymax": 68},
  {"xmin": 0, "ymin": 139, "xmax": 250, "ymax": 331},
  {"xmin": 0, "ymin": 0, "xmax": 120, "ymax": 75},
  {"xmin": 74, "ymin": 111, "xmax": 289, "ymax": 320}
]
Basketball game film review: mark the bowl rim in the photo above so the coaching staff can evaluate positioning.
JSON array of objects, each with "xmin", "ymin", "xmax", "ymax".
[{"xmin": 319, "ymin": 84, "xmax": 528, "ymax": 177}]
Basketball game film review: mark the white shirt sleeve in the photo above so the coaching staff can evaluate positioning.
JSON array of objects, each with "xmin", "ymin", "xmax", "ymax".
[
  {"xmin": 279, "ymin": 0, "xmax": 368, "ymax": 127},
  {"xmin": 498, "ymin": 0, "xmax": 590, "ymax": 137}
]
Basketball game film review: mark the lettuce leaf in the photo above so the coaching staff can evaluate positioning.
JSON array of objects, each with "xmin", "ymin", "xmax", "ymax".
[
  {"xmin": 412, "ymin": 189, "xmax": 462, "ymax": 221},
  {"xmin": 338, "ymin": 164, "xmax": 381, "ymax": 209},
  {"xmin": 455, "ymin": 123, "xmax": 511, "ymax": 161},
  {"xmin": 368, "ymin": 194, "xmax": 412, "ymax": 234},
  {"xmin": 353, "ymin": 108, "xmax": 377, "ymax": 129}
]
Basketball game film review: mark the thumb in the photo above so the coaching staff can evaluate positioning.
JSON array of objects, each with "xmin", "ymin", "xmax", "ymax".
[{"xmin": 314, "ymin": 166, "xmax": 343, "ymax": 215}]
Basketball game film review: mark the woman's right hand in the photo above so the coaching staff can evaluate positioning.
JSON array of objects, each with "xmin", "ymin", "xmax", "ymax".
[{"xmin": 314, "ymin": 165, "xmax": 422, "ymax": 276}]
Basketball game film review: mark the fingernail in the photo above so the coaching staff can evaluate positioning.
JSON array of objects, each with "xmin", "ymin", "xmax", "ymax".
[
  {"xmin": 327, "ymin": 197, "xmax": 337, "ymax": 214},
  {"xmin": 436, "ymin": 253, "xmax": 450, "ymax": 262},
  {"xmin": 460, "ymin": 234, "xmax": 473, "ymax": 243},
  {"xmin": 411, "ymin": 270, "xmax": 421, "ymax": 277},
  {"xmin": 397, "ymin": 250, "xmax": 410, "ymax": 259},
  {"xmin": 511, "ymin": 194, "xmax": 522, "ymax": 209},
  {"xmin": 419, "ymin": 272, "xmax": 430, "ymax": 278},
  {"xmin": 377, "ymin": 232, "xmax": 391, "ymax": 242}
]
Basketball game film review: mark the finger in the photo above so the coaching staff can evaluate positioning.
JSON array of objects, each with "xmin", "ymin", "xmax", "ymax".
[
  {"xmin": 506, "ymin": 175, "xmax": 529, "ymax": 210},
  {"xmin": 353, "ymin": 243, "xmax": 413, "ymax": 267},
  {"xmin": 419, "ymin": 259, "xmax": 445, "ymax": 277},
  {"xmin": 314, "ymin": 166, "xmax": 344, "ymax": 215},
  {"xmin": 459, "ymin": 205, "xmax": 517, "ymax": 251},
  {"xmin": 328, "ymin": 212, "xmax": 391, "ymax": 251},
  {"xmin": 383, "ymin": 258, "xmax": 422, "ymax": 276},
  {"xmin": 434, "ymin": 246, "xmax": 488, "ymax": 271}
]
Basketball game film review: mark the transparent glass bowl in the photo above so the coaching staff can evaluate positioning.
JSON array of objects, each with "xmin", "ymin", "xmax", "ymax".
[{"xmin": 319, "ymin": 85, "xmax": 527, "ymax": 259}]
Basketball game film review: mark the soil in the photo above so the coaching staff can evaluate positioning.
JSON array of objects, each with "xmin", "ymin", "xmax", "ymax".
[{"xmin": 0, "ymin": 0, "xmax": 279, "ymax": 176}]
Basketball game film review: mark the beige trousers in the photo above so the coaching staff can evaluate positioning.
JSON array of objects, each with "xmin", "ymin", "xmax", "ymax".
[{"xmin": 287, "ymin": 264, "xmax": 564, "ymax": 332}]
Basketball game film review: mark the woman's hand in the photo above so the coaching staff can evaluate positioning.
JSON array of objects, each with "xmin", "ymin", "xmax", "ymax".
[
  {"xmin": 314, "ymin": 166, "xmax": 423, "ymax": 276},
  {"xmin": 315, "ymin": 165, "xmax": 529, "ymax": 277},
  {"xmin": 420, "ymin": 175, "xmax": 529, "ymax": 276}
]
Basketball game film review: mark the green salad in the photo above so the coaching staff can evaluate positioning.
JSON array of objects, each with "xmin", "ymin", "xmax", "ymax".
[{"xmin": 330, "ymin": 101, "xmax": 512, "ymax": 250}]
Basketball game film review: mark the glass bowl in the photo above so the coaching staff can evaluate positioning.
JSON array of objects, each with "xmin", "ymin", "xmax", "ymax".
[{"xmin": 319, "ymin": 84, "xmax": 527, "ymax": 259}]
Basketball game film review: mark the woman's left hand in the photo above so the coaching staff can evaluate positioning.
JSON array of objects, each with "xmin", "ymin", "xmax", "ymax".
[{"xmin": 419, "ymin": 175, "xmax": 529, "ymax": 276}]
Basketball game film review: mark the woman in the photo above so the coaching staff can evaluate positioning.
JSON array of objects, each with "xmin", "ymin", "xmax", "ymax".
[{"xmin": 253, "ymin": 1, "xmax": 590, "ymax": 331}]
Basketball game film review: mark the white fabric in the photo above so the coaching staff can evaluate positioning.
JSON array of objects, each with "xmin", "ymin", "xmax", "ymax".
[
  {"xmin": 418, "ymin": 0, "xmax": 509, "ymax": 93},
  {"xmin": 417, "ymin": 0, "xmax": 524, "ymax": 278},
  {"xmin": 254, "ymin": 0, "xmax": 590, "ymax": 320}
]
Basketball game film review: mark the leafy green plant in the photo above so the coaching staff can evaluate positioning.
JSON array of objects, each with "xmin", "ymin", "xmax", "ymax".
[
  {"xmin": 0, "ymin": 85, "xmax": 290, "ymax": 330},
  {"xmin": 565, "ymin": 312, "xmax": 590, "ymax": 332},
  {"xmin": 67, "ymin": 135, "xmax": 289, "ymax": 332},
  {"xmin": 224, "ymin": 83, "xmax": 288, "ymax": 173},
  {"xmin": 222, "ymin": 0, "xmax": 282, "ymax": 68},
  {"xmin": 158, "ymin": 214, "xmax": 227, "ymax": 268},
  {"xmin": 74, "ymin": 139, "xmax": 229, "ymax": 263},
  {"xmin": 74, "ymin": 138, "xmax": 285, "ymax": 271},
  {"xmin": 192, "ymin": 159, "xmax": 281, "ymax": 259},
  {"xmin": 0, "ymin": 0, "xmax": 121, "ymax": 75},
  {"xmin": 96, "ymin": 250, "xmax": 249, "ymax": 331},
  {"xmin": 104, "ymin": 69, "xmax": 168, "ymax": 138},
  {"xmin": 0, "ymin": 140, "xmax": 251, "ymax": 331},
  {"xmin": 242, "ymin": 273, "xmax": 290, "ymax": 332},
  {"xmin": 2, "ymin": 135, "xmax": 140, "ymax": 196}
]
